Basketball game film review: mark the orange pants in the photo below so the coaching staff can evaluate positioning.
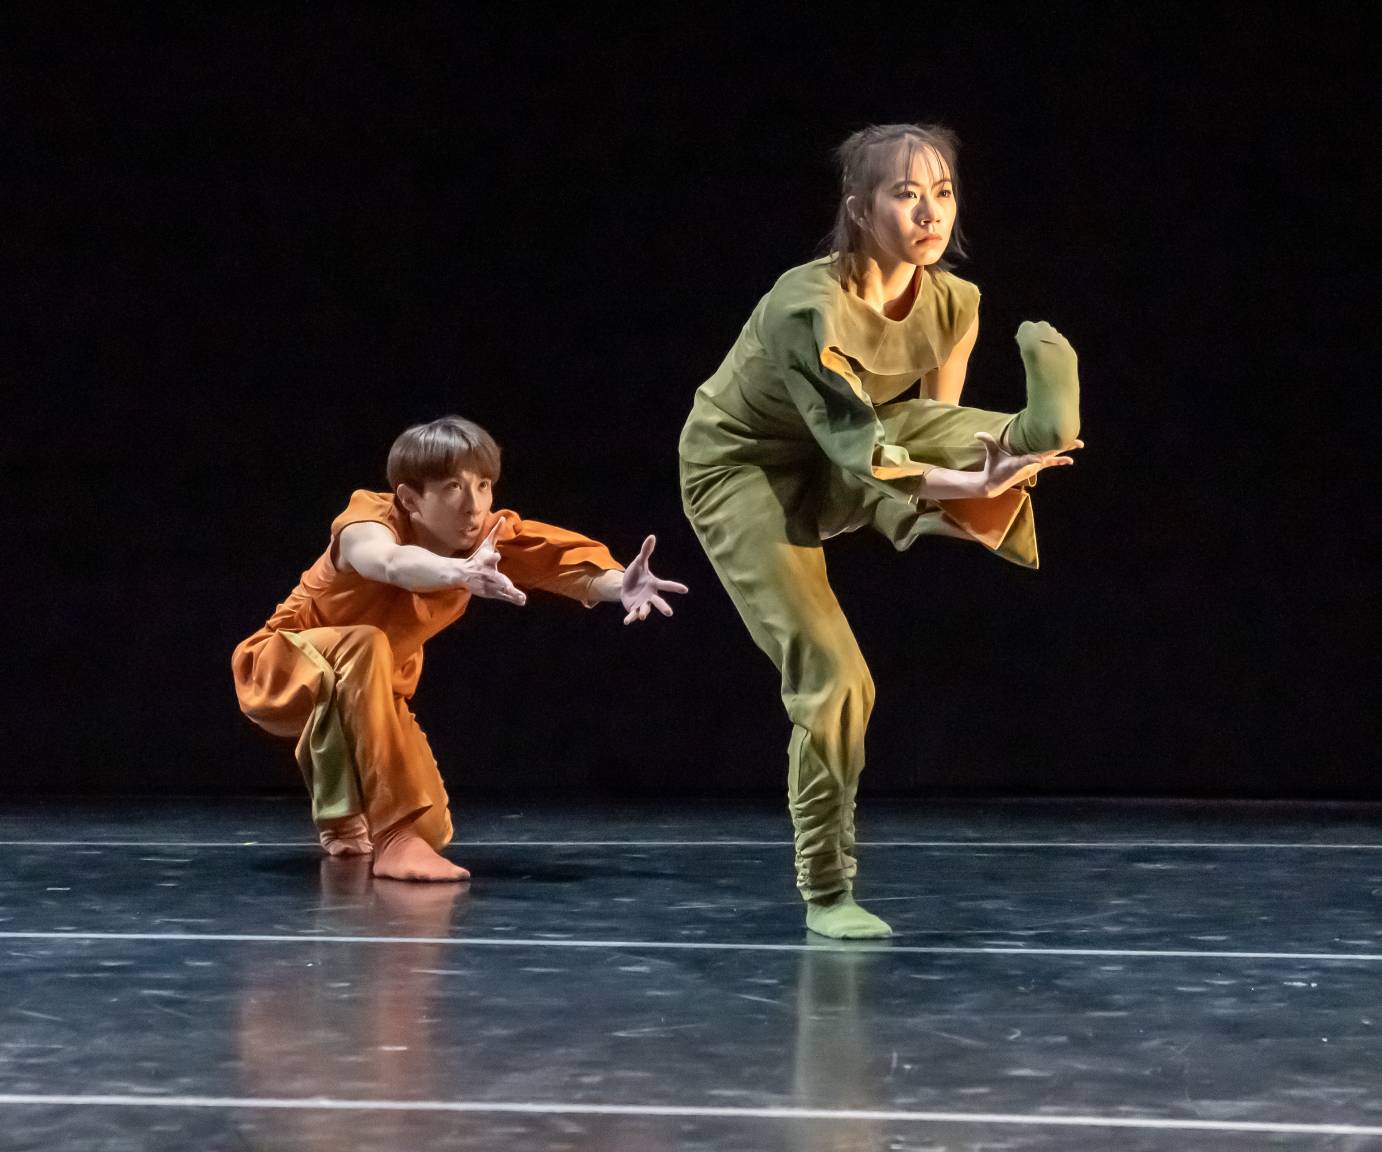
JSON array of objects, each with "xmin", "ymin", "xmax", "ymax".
[{"xmin": 232, "ymin": 626, "xmax": 453, "ymax": 849}]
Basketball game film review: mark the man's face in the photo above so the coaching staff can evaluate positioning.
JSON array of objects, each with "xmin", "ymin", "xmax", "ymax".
[{"xmin": 401, "ymin": 469, "xmax": 494, "ymax": 555}]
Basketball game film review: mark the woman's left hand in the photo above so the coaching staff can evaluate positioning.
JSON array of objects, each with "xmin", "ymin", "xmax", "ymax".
[
  {"xmin": 974, "ymin": 432, "xmax": 1083, "ymax": 497},
  {"xmin": 621, "ymin": 535, "xmax": 689, "ymax": 625}
]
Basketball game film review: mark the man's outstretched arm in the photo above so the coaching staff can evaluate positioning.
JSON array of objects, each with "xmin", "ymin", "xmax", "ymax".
[
  {"xmin": 584, "ymin": 535, "xmax": 689, "ymax": 625},
  {"xmin": 337, "ymin": 521, "xmax": 527, "ymax": 604}
]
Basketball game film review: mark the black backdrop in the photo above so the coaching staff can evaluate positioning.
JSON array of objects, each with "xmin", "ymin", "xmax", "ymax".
[{"xmin": 7, "ymin": 5, "xmax": 1379, "ymax": 799}]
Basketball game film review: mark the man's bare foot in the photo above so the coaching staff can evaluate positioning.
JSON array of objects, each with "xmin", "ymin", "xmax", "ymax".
[
  {"xmin": 318, "ymin": 814, "xmax": 373, "ymax": 857},
  {"xmin": 371, "ymin": 824, "xmax": 469, "ymax": 882}
]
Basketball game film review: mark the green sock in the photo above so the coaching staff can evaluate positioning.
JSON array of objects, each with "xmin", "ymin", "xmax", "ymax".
[
  {"xmin": 1006, "ymin": 320, "xmax": 1080, "ymax": 454},
  {"xmin": 805, "ymin": 892, "xmax": 892, "ymax": 939}
]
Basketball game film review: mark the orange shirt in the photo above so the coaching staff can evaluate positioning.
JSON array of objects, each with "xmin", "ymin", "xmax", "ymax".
[{"xmin": 250, "ymin": 490, "xmax": 622, "ymax": 697}]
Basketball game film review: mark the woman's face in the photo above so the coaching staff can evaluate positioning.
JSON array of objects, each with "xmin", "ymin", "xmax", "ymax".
[{"xmin": 859, "ymin": 144, "xmax": 956, "ymax": 269}]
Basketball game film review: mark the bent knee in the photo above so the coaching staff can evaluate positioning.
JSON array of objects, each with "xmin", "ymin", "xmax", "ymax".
[
  {"xmin": 787, "ymin": 652, "xmax": 876, "ymax": 726},
  {"xmin": 337, "ymin": 626, "xmax": 395, "ymax": 670}
]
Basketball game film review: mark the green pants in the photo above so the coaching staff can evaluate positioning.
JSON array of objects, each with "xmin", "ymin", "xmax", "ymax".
[{"xmin": 679, "ymin": 397, "xmax": 1024, "ymax": 900}]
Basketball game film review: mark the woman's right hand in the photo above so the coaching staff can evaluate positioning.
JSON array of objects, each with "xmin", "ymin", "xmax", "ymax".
[{"xmin": 973, "ymin": 431, "xmax": 1082, "ymax": 497}]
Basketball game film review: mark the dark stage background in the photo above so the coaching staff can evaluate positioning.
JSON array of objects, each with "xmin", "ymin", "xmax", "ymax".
[{"xmin": 6, "ymin": 5, "xmax": 1379, "ymax": 799}]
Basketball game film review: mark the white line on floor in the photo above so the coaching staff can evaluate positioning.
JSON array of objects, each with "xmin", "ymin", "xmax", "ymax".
[
  {"xmin": 0, "ymin": 1094, "xmax": 1378, "ymax": 1136},
  {"xmin": 2, "ymin": 931, "xmax": 1380, "ymax": 962},
  {"xmin": 4, "ymin": 839, "xmax": 1382, "ymax": 850}
]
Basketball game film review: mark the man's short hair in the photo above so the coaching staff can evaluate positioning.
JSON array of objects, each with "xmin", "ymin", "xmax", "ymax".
[{"xmin": 386, "ymin": 416, "xmax": 502, "ymax": 491}]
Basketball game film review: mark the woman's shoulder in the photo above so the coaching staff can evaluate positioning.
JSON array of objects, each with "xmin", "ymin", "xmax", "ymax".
[
  {"xmin": 927, "ymin": 267, "xmax": 981, "ymax": 302},
  {"xmin": 926, "ymin": 267, "xmax": 981, "ymax": 333},
  {"xmin": 767, "ymin": 256, "xmax": 838, "ymax": 302},
  {"xmin": 759, "ymin": 257, "xmax": 843, "ymax": 328}
]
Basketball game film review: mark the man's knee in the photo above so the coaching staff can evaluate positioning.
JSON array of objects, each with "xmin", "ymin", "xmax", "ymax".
[{"xmin": 335, "ymin": 627, "xmax": 395, "ymax": 680}]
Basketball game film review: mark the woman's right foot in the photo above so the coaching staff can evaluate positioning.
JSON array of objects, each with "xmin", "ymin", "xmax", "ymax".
[
  {"xmin": 371, "ymin": 826, "xmax": 469, "ymax": 882},
  {"xmin": 805, "ymin": 892, "xmax": 892, "ymax": 939},
  {"xmin": 1009, "ymin": 320, "xmax": 1080, "ymax": 454}
]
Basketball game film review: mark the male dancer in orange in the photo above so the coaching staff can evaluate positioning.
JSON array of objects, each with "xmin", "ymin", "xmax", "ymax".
[{"xmin": 233, "ymin": 415, "xmax": 687, "ymax": 881}]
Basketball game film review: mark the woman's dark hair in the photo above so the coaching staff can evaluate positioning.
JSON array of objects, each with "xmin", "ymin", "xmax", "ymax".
[{"xmin": 827, "ymin": 122, "xmax": 968, "ymax": 287}]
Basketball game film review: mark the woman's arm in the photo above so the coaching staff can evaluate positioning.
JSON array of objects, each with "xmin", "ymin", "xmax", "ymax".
[
  {"xmin": 924, "ymin": 313, "xmax": 978, "ymax": 405},
  {"xmin": 915, "ymin": 432, "xmax": 1080, "ymax": 501}
]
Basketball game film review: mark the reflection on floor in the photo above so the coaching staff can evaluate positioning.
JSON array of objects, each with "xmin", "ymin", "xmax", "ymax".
[{"xmin": 2, "ymin": 797, "xmax": 1382, "ymax": 1150}]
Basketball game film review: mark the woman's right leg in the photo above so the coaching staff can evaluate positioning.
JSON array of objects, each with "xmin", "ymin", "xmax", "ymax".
[
  {"xmin": 680, "ymin": 457, "xmax": 890, "ymax": 938},
  {"xmin": 815, "ymin": 321, "xmax": 1081, "ymax": 564}
]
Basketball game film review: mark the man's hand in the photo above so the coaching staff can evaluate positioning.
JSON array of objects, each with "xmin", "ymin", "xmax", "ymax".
[
  {"xmin": 456, "ymin": 521, "xmax": 527, "ymax": 606},
  {"xmin": 973, "ymin": 432, "xmax": 1082, "ymax": 497},
  {"xmin": 620, "ymin": 535, "xmax": 688, "ymax": 625}
]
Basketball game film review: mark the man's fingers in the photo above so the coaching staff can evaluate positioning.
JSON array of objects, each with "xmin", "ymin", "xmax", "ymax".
[
  {"xmin": 476, "ymin": 574, "xmax": 526, "ymax": 605},
  {"xmin": 655, "ymin": 579, "xmax": 689, "ymax": 595},
  {"xmin": 637, "ymin": 535, "xmax": 657, "ymax": 564},
  {"xmin": 651, "ymin": 595, "xmax": 673, "ymax": 617}
]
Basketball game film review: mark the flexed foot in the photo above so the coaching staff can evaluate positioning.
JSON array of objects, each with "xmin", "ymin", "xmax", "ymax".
[
  {"xmin": 805, "ymin": 892, "xmax": 892, "ymax": 939},
  {"xmin": 371, "ymin": 824, "xmax": 469, "ymax": 882},
  {"xmin": 318, "ymin": 814, "xmax": 373, "ymax": 857},
  {"xmin": 1009, "ymin": 320, "xmax": 1081, "ymax": 454}
]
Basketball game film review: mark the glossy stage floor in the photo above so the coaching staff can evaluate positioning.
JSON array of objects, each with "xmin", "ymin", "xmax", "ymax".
[{"xmin": 2, "ymin": 798, "xmax": 1382, "ymax": 1151}]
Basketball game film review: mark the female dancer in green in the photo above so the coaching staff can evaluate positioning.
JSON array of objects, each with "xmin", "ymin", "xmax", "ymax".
[{"xmin": 679, "ymin": 123, "xmax": 1083, "ymax": 939}]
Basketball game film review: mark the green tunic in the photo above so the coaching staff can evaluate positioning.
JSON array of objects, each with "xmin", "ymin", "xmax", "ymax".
[
  {"xmin": 680, "ymin": 257, "xmax": 1036, "ymax": 562},
  {"xmin": 678, "ymin": 257, "xmax": 1040, "ymax": 901}
]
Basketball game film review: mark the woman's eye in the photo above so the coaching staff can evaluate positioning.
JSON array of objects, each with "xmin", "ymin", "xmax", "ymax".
[{"xmin": 939, "ymin": 188, "xmax": 954, "ymax": 198}]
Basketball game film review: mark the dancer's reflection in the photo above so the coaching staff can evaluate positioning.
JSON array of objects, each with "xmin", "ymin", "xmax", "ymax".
[
  {"xmin": 233, "ymin": 863, "xmax": 679, "ymax": 1149},
  {"xmin": 790, "ymin": 940, "xmax": 889, "ymax": 1151},
  {"xmin": 232, "ymin": 860, "xmax": 468, "ymax": 1148}
]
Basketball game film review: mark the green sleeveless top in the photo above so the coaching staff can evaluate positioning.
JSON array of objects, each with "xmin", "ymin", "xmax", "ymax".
[{"xmin": 678, "ymin": 257, "xmax": 980, "ymax": 504}]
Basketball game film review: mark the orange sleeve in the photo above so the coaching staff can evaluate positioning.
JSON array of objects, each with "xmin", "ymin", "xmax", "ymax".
[
  {"xmin": 491, "ymin": 510, "xmax": 623, "ymax": 606},
  {"xmin": 329, "ymin": 490, "xmax": 405, "ymax": 545}
]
